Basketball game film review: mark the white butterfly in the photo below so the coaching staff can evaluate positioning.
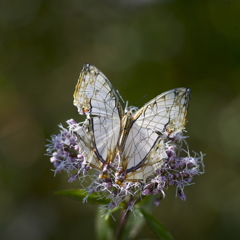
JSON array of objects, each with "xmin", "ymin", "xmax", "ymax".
[{"xmin": 73, "ymin": 64, "xmax": 191, "ymax": 185}]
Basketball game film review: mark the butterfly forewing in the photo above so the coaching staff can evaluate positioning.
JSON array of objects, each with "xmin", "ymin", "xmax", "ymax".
[
  {"xmin": 74, "ymin": 64, "xmax": 123, "ymax": 168},
  {"xmin": 74, "ymin": 64, "xmax": 123, "ymax": 118},
  {"xmin": 133, "ymin": 88, "xmax": 191, "ymax": 135}
]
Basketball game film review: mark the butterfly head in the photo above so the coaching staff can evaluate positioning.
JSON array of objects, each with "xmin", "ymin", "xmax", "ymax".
[
  {"xmin": 125, "ymin": 105, "xmax": 138, "ymax": 115},
  {"xmin": 81, "ymin": 107, "xmax": 90, "ymax": 115}
]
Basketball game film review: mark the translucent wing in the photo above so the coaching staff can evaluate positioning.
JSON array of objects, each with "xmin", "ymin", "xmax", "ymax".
[
  {"xmin": 121, "ymin": 125, "xmax": 158, "ymax": 171},
  {"xmin": 73, "ymin": 63, "xmax": 123, "ymax": 118},
  {"xmin": 91, "ymin": 116, "xmax": 120, "ymax": 164},
  {"xmin": 134, "ymin": 88, "xmax": 191, "ymax": 135},
  {"xmin": 73, "ymin": 64, "xmax": 123, "ymax": 166},
  {"xmin": 120, "ymin": 124, "xmax": 167, "ymax": 183},
  {"xmin": 126, "ymin": 138, "xmax": 167, "ymax": 183},
  {"xmin": 75, "ymin": 119, "xmax": 103, "ymax": 170}
]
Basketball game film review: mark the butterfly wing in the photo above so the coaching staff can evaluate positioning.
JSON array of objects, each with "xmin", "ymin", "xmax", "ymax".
[
  {"xmin": 120, "ymin": 125, "xmax": 167, "ymax": 183},
  {"xmin": 74, "ymin": 63, "xmax": 123, "ymax": 117},
  {"xmin": 74, "ymin": 119, "xmax": 103, "ymax": 170},
  {"xmin": 134, "ymin": 88, "xmax": 191, "ymax": 135},
  {"xmin": 120, "ymin": 88, "xmax": 191, "ymax": 183},
  {"xmin": 91, "ymin": 116, "xmax": 120, "ymax": 165},
  {"xmin": 74, "ymin": 64, "xmax": 123, "ymax": 167},
  {"xmin": 126, "ymin": 137, "xmax": 167, "ymax": 182}
]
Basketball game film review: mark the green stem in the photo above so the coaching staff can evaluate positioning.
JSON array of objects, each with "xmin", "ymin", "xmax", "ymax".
[{"xmin": 114, "ymin": 209, "xmax": 130, "ymax": 240}]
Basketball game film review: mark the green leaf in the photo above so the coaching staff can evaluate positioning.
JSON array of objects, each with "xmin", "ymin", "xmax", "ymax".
[
  {"xmin": 119, "ymin": 209, "xmax": 144, "ymax": 240},
  {"xmin": 55, "ymin": 189, "xmax": 111, "ymax": 205},
  {"xmin": 140, "ymin": 209, "xmax": 174, "ymax": 240},
  {"xmin": 95, "ymin": 207, "xmax": 114, "ymax": 240}
]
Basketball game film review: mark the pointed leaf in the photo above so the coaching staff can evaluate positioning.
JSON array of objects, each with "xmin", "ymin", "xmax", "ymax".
[
  {"xmin": 55, "ymin": 189, "xmax": 111, "ymax": 205},
  {"xmin": 140, "ymin": 209, "xmax": 174, "ymax": 240}
]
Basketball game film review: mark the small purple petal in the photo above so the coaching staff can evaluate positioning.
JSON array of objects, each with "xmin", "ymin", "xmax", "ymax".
[
  {"xmin": 154, "ymin": 197, "xmax": 161, "ymax": 206},
  {"xmin": 152, "ymin": 189, "xmax": 159, "ymax": 195},
  {"xmin": 142, "ymin": 189, "xmax": 152, "ymax": 196},
  {"xmin": 53, "ymin": 161, "xmax": 61, "ymax": 168},
  {"xmin": 68, "ymin": 174, "xmax": 79, "ymax": 182},
  {"xmin": 67, "ymin": 119, "xmax": 77, "ymax": 125},
  {"xmin": 50, "ymin": 156, "xmax": 58, "ymax": 162},
  {"xmin": 178, "ymin": 190, "xmax": 186, "ymax": 201},
  {"xmin": 108, "ymin": 202, "xmax": 116, "ymax": 210},
  {"xmin": 127, "ymin": 200, "xmax": 136, "ymax": 211}
]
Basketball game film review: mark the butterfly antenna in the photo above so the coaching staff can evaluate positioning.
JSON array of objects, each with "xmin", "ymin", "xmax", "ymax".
[
  {"xmin": 124, "ymin": 101, "xmax": 129, "ymax": 113},
  {"xmin": 116, "ymin": 90, "xmax": 125, "ymax": 104},
  {"xmin": 134, "ymin": 95, "xmax": 148, "ymax": 106}
]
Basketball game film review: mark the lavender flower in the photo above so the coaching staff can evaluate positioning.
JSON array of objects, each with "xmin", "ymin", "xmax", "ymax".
[{"xmin": 46, "ymin": 118, "xmax": 204, "ymax": 211}]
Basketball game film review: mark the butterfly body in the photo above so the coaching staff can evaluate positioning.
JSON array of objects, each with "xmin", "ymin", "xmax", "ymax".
[
  {"xmin": 118, "ymin": 111, "xmax": 133, "ymax": 150},
  {"xmin": 74, "ymin": 64, "xmax": 191, "ymax": 184}
]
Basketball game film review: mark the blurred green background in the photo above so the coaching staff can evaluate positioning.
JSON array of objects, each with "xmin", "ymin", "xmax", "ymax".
[{"xmin": 1, "ymin": 0, "xmax": 240, "ymax": 239}]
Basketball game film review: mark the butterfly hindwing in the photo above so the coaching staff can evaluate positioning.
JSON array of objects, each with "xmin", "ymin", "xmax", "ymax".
[
  {"xmin": 126, "ymin": 137, "xmax": 167, "ymax": 182},
  {"xmin": 74, "ymin": 119, "xmax": 103, "ymax": 170},
  {"xmin": 91, "ymin": 116, "xmax": 120, "ymax": 164}
]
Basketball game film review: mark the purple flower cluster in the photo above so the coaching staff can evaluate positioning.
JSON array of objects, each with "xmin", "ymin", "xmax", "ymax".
[{"xmin": 46, "ymin": 119, "xmax": 204, "ymax": 210}]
